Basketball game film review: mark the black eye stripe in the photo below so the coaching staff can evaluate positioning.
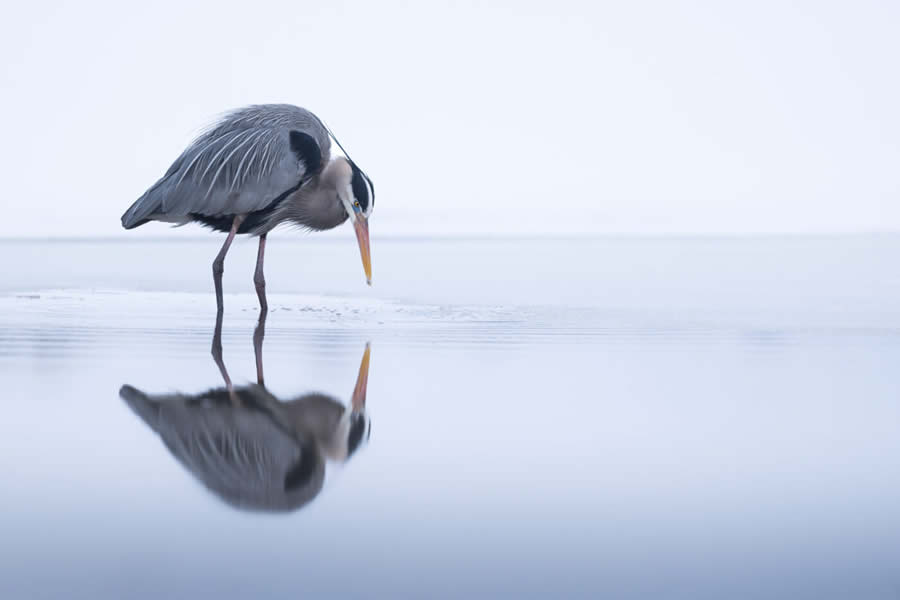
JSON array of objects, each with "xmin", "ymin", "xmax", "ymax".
[
  {"xmin": 350, "ymin": 163, "xmax": 370, "ymax": 212},
  {"xmin": 364, "ymin": 173, "xmax": 374, "ymax": 209}
]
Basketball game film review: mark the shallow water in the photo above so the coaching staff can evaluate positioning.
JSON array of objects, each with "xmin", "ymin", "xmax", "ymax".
[{"xmin": 2, "ymin": 236, "xmax": 899, "ymax": 599}]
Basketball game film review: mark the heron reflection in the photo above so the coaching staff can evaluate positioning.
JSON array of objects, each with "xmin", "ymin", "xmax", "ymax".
[{"xmin": 119, "ymin": 313, "xmax": 371, "ymax": 513}]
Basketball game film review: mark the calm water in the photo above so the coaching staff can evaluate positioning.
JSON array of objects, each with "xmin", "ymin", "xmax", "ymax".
[{"xmin": 2, "ymin": 236, "xmax": 899, "ymax": 599}]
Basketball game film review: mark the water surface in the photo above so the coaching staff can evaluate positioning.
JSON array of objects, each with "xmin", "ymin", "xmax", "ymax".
[{"xmin": 2, "ymin": 236, "xmax": 899, "ymax": 599}]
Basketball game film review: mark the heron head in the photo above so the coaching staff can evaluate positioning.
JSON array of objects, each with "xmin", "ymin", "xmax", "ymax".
[
  {"xmin": 333, "ymin": 157, "xmax": 374, "ymax": 285},
  {"xmin": 345, "ymin": 411, "xmax": 372, "ymax": 460}
]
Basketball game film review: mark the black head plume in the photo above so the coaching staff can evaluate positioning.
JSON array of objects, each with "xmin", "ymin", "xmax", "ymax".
[{"xmin": 313, "ymin": 114, "xmax": 374, "ymax": 213}]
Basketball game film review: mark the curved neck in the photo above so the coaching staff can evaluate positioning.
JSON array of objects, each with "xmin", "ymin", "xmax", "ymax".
[{"xmin": 274, "ymin": 176, "xmax": 348, "ymax": 232}]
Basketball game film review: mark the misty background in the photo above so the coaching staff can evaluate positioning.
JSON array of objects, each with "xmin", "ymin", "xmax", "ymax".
[
  {"xmin": 1, "ymin": 0, "xmax": 898, "ymax": 238},
  {"xmin": 3, "ymin": 4, "xmax": 900, "ymax": 598}
]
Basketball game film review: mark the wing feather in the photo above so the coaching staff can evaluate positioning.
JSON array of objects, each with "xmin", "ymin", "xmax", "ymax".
[
  {"xmin": 121, "ymin": 105, "xmax": 331, "ymax": 229},
  {"xmin": 230, "ymin": 129, "xmax": 267, "ymax": 192}
]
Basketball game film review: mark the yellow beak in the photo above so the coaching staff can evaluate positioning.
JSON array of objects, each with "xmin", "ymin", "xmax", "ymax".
[
  {"xmin": 353, "ymin": 216, "xmax": 372, "ymax": 285},
  {"xmin": 351, "ymin": 343, "xmax": 371, "ymax": 413}
]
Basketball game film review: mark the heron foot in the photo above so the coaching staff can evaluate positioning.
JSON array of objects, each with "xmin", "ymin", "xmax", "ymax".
[{"xmin": 254, "ymin": 276, "xmax": 267, "ymax": 312}]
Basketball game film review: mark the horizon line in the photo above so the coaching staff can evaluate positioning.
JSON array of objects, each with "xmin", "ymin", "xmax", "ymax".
[{"xmin": 0, "ymin": 231, "xmax": 898, "ymax": 243}]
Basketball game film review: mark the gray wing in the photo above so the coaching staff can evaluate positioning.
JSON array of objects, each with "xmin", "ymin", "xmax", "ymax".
[
  {"xmin": 120, "ymin": 384, "xmax": 326, "ymax": 512},
  {"xmin": 122, "ymin": 104, "xmax": 331, "ymax": 229}
]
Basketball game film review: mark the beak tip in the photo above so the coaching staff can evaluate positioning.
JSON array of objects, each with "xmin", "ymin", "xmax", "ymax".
[{"xmin": 353, "ymin": 219, "xmax": 372, "ymax": 289}]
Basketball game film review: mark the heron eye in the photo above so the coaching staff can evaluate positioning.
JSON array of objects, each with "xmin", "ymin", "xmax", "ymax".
[{"xmin": 354, "ymin": 201, "xmax": 360, "ymax": 209}]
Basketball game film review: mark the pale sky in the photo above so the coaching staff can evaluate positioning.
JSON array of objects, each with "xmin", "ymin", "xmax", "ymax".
[{"xmin": 1, "ymin": 0, "xmax": 898, "ymax": 237}]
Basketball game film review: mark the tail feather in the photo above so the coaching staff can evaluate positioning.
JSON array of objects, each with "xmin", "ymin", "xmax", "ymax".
[
  {"xmin": 121, "ymin": 188, "xmax": 161, "ymax": 229},
  {"xmin": 122, "ymin": 169, "xmax": 181, "ymax": 229}
]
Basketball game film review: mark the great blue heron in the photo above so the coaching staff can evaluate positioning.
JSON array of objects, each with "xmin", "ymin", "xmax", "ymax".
[
  {"xmin": 120, "ymin": 104, "xmax": 374, "ymax": 312},
  {"xmin": 119, "ymin": 313, "xmax": 372, "ymax": 513}
]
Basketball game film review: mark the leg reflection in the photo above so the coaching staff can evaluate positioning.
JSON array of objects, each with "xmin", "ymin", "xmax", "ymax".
[
  {"xmin": 253, "ymin": 310, "xmax": 267, "ymax": 386},
  {"xmin": 211, "ymin": 309, "xmax": 233, "ymax": 392}
]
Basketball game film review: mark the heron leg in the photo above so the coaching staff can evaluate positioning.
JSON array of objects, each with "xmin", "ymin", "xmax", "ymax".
[
  {"xmin": 212, "ymin": 215, "xmax": 245, "ymax": 313},
  {"xmin": 253, "ymin": 309, "xmax": 267, "ymax": 386},
  {"xmin": 254, "ymin": 233, "xmax": 268, "ymax": 313}
]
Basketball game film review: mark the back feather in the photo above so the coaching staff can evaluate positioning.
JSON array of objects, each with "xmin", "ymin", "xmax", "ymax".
[{"xmin": 121, "ymin": 105, "xmax": 331, "ymax": 229}]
